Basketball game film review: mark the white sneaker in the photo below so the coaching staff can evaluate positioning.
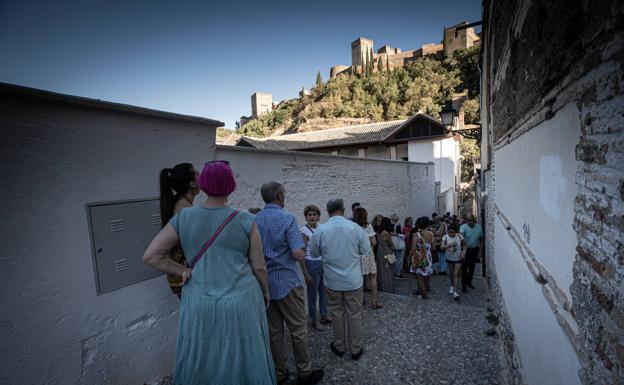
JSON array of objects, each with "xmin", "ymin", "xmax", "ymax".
[
  {"xmin": 449, "ymin": 286, "xmax": 455, "ymax": 294},
  {"xmin": 453, "ymin": 292, "xmax": 460, "ymax": 301}
]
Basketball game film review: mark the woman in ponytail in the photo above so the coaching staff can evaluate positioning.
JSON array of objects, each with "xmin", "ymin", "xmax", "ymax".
[{"xmin": 159, "ymin": 163, "xmax": 199, "ymax": 298}]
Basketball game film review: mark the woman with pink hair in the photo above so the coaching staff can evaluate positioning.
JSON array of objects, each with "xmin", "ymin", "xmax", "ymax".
[{"xmin": 143, "ymin": 160, "xmax": 276, "ymax": 385}]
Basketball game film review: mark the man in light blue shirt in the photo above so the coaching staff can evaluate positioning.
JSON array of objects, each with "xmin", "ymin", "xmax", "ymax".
[
  {"xmin": 459, "ymin": 214, "xmax": 484, "ymax": 292},
  {"xmin": 310, "ymin": 199, "xmax": 371, "ymax": 360}
]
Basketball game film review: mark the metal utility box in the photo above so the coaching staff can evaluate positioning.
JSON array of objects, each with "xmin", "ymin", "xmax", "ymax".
[{"xmin": 86, "ymin": 197, "xmax": 163, "ymax": 295}]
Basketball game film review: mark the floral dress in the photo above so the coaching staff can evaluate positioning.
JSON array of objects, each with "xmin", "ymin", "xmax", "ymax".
[{"xmin": 410, "ymin": 230, "xmax": 433, "ymax": 276}]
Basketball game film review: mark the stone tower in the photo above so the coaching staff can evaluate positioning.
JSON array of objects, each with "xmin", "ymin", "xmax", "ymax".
[
  {"xmin": 351, "ymin": 37, "xmax": 374, "ymax": 69},
  {"xmin": 251, "ymin": 92, "xmax": 272, "ymax": 118},
  {"xmin": 443, "ymin": 22, "xmax": 480, "ymax": 57}
]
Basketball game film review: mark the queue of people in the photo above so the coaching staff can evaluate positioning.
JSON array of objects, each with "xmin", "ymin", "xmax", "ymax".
[{"xmin": 143, "ymin": 161, "xmax": 483, "ymax": 385}]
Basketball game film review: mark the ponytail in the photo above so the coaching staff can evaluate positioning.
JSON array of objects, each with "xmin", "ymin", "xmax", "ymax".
[
  {"xmin": 160, "ymin": 168, "xmax": 175, "ymax": 227},
  {"xmin": 159, "ymin": 163, "xmax": 197, "ymax": 227}
]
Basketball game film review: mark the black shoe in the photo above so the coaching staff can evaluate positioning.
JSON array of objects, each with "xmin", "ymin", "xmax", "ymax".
[
  {"xmin": 462, "ymin": 287, "xmax": 467, "ymax": 293},
  {"xmin": 319, "ymin": 316, "xmax": 332, "ymax": 324},
  {"xmin": 394, "ymin": 274, "xmax": 406, "ymax": 279},
  {"xmin": 330, "ymin": 342, "xmax": 345, "ymax": 357},
  {"xmin": 352, "ymin": 347, "xmax": 364, "ymax": 361},
  {"xmin": 439, "ymin": 271, "xmax": 448, "ymax": 275},
  {"xmin": 467, "ymin": 283, "xmax": 476, "ymax": 289},
  {"xmin": 297, "ymin": 368, "xmax": 324, "ymax": 385},
  {"xmin": 277, "ymin": 369, "xmax": 290, "ymax": 385}
]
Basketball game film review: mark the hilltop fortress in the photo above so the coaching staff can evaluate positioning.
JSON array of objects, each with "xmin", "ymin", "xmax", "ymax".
[
  {"xmin": 330, "ymin": 21, "xmax": 480, "ymax": 78},
  {"xmin": 240, "ymin": 21, "xmax": 480, "ymax": 125}
]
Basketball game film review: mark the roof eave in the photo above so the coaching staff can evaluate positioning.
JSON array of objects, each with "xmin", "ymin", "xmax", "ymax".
[{"xmin": 1, "ymin": 82, "xmax": 224, "ymax": 127}]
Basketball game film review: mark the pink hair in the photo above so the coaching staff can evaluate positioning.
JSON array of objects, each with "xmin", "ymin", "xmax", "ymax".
[{"xmin": 198, "ymin": 161, "xmax": 236, "ymax": 196}]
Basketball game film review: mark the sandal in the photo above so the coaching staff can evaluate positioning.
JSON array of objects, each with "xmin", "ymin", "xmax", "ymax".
[{"xmin": 372, "ymin": 303, "xmax": 384, "ymax": 310}]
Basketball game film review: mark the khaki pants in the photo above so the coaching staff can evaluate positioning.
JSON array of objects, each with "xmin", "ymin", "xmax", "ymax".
[
  {"xmin": 325, "ymin": 286, "xmax": 363, "ymax": 354},
  {"xmin": 267, "ymin": 287, "xmax": 312, "ymax": 381}
]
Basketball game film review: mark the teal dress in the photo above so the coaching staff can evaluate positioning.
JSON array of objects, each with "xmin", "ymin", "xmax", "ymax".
[{"xmin": 170, "ymin": 206, "xmax": 276, "ymax": 385}]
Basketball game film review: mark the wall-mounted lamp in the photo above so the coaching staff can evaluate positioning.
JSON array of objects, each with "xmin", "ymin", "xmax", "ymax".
[{"xmin": 440, "ymin": 101, "xmax": 458, "ymax": 127}]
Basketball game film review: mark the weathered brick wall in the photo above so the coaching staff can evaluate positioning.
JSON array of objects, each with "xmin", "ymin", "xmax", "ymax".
[
  {"xmin": 570, "ymin": 31, "xmax": 624, "ymax": 385},
  {"xmin": 215, "ymin": 145, "xmax": 435, "ymax": 225},
  {"xmin": 482, "ymin": 0, "xmax": 624, "ymax": 383}
]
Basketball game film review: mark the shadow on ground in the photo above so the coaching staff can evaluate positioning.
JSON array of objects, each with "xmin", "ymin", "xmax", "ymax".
[{"xmin": 282, "ymin": 268, "xmax": 504, "ymax": 385}]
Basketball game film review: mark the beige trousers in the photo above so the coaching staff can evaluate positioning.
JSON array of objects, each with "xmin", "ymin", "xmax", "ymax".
[
  {"xmin": 266, "ymin": 286, "xmax": 312, "ymax": 381},
  {"xmin": 325, "ymin": 286, "xmax": 363, "ymax": 354}
]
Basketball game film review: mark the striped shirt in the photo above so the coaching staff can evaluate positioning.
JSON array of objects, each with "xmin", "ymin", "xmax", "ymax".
[{"xmin": 255, "ymin": 203, "xmax": 305, "ymax": 300}]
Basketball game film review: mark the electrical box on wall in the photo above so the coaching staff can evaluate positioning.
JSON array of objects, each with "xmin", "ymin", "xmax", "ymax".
[{"xmin": 86, "ymin": 198, "xmax": 163, "ymax": 295}]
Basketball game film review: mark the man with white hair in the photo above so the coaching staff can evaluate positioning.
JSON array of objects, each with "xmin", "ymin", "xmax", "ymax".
[{"xmin": 310, "ymin": 198, "xmax": 371, "ymax": 360}]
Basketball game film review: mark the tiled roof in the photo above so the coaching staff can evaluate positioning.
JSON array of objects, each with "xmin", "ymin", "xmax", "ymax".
[{"xmin": 237, "ymin": 120, "xmax": 407, "ymax": 150}]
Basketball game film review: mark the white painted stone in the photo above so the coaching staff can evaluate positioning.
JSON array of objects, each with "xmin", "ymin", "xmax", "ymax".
[
  {"xmin": 492, "ymin": 101, "xmax": 583, "ymax": 385},
  {"xmin": 0, "ymin": 95, "xmax": 217, "ymax": 385},
  {"xmin": 495, "ymin": 102, "xmax": 580, "ymax": 299},
  {"xmin": 215, "ymin": 146, "xmax": 436, "ymax": 225},
  {"xmin": 494, "ymin": 219, "xmax": 582, "ymax": 385}
]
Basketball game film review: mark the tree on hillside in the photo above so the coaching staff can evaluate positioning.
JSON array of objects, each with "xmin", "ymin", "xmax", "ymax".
[
  {"xmin": 237, "ymin": 50, "xmax": 476, "ymax": 137},
  {"xmin": 460, "ymin": 138, "xmax": 480, "ymax": 182},
  {"xmin": 451, "ymin": 46, "xmax": 480, "ymax": 97},
  {"xmin": 463, "ymin": 97, "xmax": 480, "ymax": 124},
  {"xmin": 315, "ymin": 71, "xmax": 323, "ymax": 89}
]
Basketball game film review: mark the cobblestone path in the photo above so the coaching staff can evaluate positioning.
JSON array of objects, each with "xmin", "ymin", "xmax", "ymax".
[{"xmin": 282, "ymin": 269, "xmax": 505, "ymax": 385}]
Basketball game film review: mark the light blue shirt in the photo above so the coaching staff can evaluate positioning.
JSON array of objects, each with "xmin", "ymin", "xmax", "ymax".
[
  {"xmin": 460, "ymin": 223, "xmax": 484, "ymax": 248},
  {"xmin": 310, "ymin": 215, "xmax": 371, "ymax": 291}
]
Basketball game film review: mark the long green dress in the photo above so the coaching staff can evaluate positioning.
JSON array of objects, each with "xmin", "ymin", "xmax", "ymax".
[{"xmin": 170, "ymin": 206, "xmax": 276, "ymax": 385}]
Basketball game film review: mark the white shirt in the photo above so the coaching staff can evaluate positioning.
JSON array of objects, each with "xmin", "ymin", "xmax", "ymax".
[{"xmin": 300, "ymin": 225, "xmax": 321, "ymax": 261}]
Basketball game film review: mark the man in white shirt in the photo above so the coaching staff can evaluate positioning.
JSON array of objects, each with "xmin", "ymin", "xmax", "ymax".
[{"xmin": 310, "ymin": 199, "xmax": 371, "ymax": 360}]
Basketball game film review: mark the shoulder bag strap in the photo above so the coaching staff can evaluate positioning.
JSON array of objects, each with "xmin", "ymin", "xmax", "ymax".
[{"xmin": 190, "ymin": 209, "xmax": 241, "ymax": 268}]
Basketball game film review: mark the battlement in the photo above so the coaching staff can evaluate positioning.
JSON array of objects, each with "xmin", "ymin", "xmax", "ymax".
[{"xmin": 330, "ymin": 21, "xmax": 478, "ymax": 79}]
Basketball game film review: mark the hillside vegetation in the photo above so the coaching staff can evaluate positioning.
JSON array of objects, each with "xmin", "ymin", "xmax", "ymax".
[{"xmin": 237, "ymin": 46, "xmax": 480, "ymax": 137}]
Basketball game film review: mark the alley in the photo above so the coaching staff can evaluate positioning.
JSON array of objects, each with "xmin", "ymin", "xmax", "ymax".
[{"xmin": 281, "ymin": 272, "xmax": 504, "ymax": 385}]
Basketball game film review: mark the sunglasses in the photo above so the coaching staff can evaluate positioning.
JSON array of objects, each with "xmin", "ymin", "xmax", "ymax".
[{"xmin": 205, "ymin": 160, "xmax": 230, "ymax": 167}]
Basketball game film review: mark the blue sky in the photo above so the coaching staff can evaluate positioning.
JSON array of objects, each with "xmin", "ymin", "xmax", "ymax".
[{"xmin": 0, "ymin": 0, "xmax": 482, "ymax": 128}]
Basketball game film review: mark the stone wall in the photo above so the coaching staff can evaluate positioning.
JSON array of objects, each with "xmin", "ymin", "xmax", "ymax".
[
  {"xmin": 0, "ymin": 86, "xmax": 218, "ymax": 385},
  {"xmin": 215, "ymin": 145, "xmax": 435, "ymax": 225},
  {"xmin": 481, "ymin": 0, "xmax": 624, "ymax": 384}
]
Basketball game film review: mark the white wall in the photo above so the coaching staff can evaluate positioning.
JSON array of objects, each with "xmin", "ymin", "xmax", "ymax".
[
  {"xmin": 495, "ymin": 103, "xmax": 579, "ymax": 300},
  {"xmin": 408, "ymin": 137, "xmax": 458, "ymax": 214},
  {"xmin": 492, "ymin": 102, "xmax": 582, "ymax": 385},
  {"xmin": 215, "ymin": 146, "xmax": 436, "ymax": 225},
  {"xmin": 493, "ymin": 219, "xmax": 582, "ymax": 385},
  {"xmin": 0, "ymin": 96, "xmax": 217, "ymax": 385}
]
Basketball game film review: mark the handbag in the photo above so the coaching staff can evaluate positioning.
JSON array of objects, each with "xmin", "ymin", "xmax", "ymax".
[
  {"xmin": 384, "ymin": 253, "xmax": 397, "ymax": 264},
  {"xmin": 411, "ymin": 232, "xmax": 427, "ymax": 268},
  {"xmin": 167, "ymin": 209, "xmax": 240, "ymax": 297},
  {"xmin": 166, "ymin": 245, "xmax": 186, "ymax": 298},
  {"xmin": 391, "ymin": 234, "xmax": 405, "ymax": 251}
]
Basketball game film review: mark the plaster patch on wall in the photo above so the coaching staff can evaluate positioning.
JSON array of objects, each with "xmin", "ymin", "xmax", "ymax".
[
  {"xmin": 539, "ymin": 155, "xmax": 566, "ymax": 219},
  {"xmin": 125, "ymin": 313, "xmax": 158, "ymax": 333}
]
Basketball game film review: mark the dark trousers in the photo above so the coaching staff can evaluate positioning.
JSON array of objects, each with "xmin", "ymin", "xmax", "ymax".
[{"xmin": 462, "ymin": 247, "xmax": 480, "ymax": 289}]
